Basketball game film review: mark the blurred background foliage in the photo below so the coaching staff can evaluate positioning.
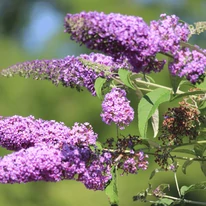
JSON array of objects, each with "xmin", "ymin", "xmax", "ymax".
[{"xmin": 0, "ymin": 0, "xmax": 206, "ymax": 205}]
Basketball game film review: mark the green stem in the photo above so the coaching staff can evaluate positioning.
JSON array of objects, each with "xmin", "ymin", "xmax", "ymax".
[
  {"xmin": 174, "ymin": 172, "xmax": 181, "ymax": 197},
  {"xmin": 134, "ymin": 79, "xmax": 184, "ymax": 94},
  {"xmin": 163, "ymin": 195, "xmax": 206, "ymax": 206}
]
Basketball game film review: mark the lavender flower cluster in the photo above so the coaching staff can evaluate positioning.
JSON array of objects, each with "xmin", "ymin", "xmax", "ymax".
[
  {"xmin": 0, "ymin": 115, "xmax": 111, "ymax": 190},
  {"xmin": 1, "ymin": 53, "xmax": 130, "ymax": 96},
  {"xmin": 0, "ymin": 115, "xmax": 148, "ymax": 190},
  {"xmin": 101, "ymin": 88, "xmax": 134, "ymax": 129},
  {"xmin": 64, "ymin": 11, "xmax": 206, "ymax": 83}
]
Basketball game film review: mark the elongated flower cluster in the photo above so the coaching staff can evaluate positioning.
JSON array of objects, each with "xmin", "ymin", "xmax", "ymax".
[
  {"xmin": 169, "ymin": 47, "xmax": 206, "ymax": 83},
  {"xmin": 0, "ymin": 115, "xmax": 148, "ymax": 190},
  {"xmin": 64, "ymin": 11, "xmax": 166, "ymax": 73},
  {"xmin": 1, "ymin": 53, "xmax": 130, "ymax": 96},
  {"xmin": 0, "ymin": 115, "xmax": 112, "ymax": 190},
  {"xmin": 149, "ymin": 14, "xmax": 189, "ymax": 54},
  {"xmin": 101, "ymin": 88, "xmax": 134, "ymax": 129},
  {"xmin": 0, "ymin": 115, "xmax": 70, "ymax": 151},
  {"xmin": 64, "ymin": 11, "xmax": 205, "ymax": 83}
]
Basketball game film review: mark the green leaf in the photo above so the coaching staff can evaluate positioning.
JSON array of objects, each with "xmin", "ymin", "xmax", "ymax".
[
  {"xmin": 200, "ymin": 161, "xmax": 206, "ymax": 176},
  {"xmin": 172, "ymin": 149, "xmax": 195, "ymax": 156},
  {"xmin": 94, "ymin": 77, "xmax": 106, "ymax": 100},
  {"xmin": 95, "ymin": 141, "xmax": 103, "ymax": 151},
  {"xmin": 169, "ymin": 72, "xmax": 182, "ymax": 95},
  {"xmin": 197, "ymin": 80, "xmax": 206, "ymax": 90},
  {"xmin": 171, "ymin": 90, "xmax": 206, "ymax": 102},
  {"xmin": 182, "ymin": 160, "xmax": 194, "ymax": 174},
  {"xmin": 138, "ymin": 88, "xmax": 171, "ymax": 138},
  {"xmin": 152, "ymin": 198, "xmax": 174, "ymax": 206},
  {"xmin": 118, "ymin": 69, "xmax": 135, "ymax": 90},
  {"xmin": 105, "ymin": 167, "xmax": 119, "ymax": 206},
  {"xmin": 149, "ymin": 168, "xmax": 165, "ymax": 180},
  {"xmin": 194, "ymin": 143, "xmax": 206, "ymax": 157},
  {"xmin": 151, "ymin": 109, "xmax": 159, "ymax": 138},
  {"xmin": 180, "ymin": 181, "xmax": 206, "ymax": 196}
]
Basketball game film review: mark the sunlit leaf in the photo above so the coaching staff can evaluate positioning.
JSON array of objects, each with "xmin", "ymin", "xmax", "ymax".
[
  {"xmin": 172, "ymin": 149, "xmax": 195, "ymax": 156},
  {"xmin": 118, "ymin": 68, "xmax": 135, "ymax": 90},
  {"xmin": 180, "ymin": 181, "xmax": 206, "ymax": 196},
  {"xmin": 171, "ymin": 90, "xmax": 206, "ymax": 102},
  {"xmin": 200, "ymin": 161, "xmax": 206, "ymax": 176},
  {"xmin": 105, "ymin": 166, "xmax": 119, "ymax": 206},
  {"xmin": 149, "ymin": 168, "xmax": 165, "ymax": 180},
  {"xmin": 138, "ymin": 88, "xmax": 171, "ymax": 138},
  {"xmin": 194, "ymin": 143, "xmax": 206, "ymax": 157},
  {"xmin": 182, "ymin": 160, "xmax": 194, "ymax": 174},
  {"xmin": 151, "ymin": 109, "xmax": 159, "ymax": 138},
  {"xmin": 94, "ymin": 77, "xmax": 106, "ymax": 100}
]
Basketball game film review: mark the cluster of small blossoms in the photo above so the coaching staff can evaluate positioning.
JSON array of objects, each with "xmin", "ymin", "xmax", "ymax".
[
  {"xmin": 0, "ymin": 115, "xmax": 148, "ymax": 189},
  {"xmin": 160, "ymin": 101, "xmax": 200, "ymax": 145},
  {"xmin": 0, "ymin": 115, "xmax": 113, "ymax": 190},
  {"xmin": 103, "ymin": 135, "xmax": 149, "ymax": 174},
  {"xmin": 64, "ymin": 11, "xmax": 166, "ymax": 73},
  {"xmin": 169, "ymin": 47, "xmax": 206, "ymax": 83},
  {"xmin": 1, "ymin": 53, "xmax": 130, "ymax": 96},
  {"xmin": 63, "ymin": 11, "xmax": 206, "ymax": 85},
  {"xmin": 149, "ymin": 14, "xmax": 189, "ymax": 54},
  {"xmin": 101, "ymin": 88, "xmax": 134, "ymax": 130}
]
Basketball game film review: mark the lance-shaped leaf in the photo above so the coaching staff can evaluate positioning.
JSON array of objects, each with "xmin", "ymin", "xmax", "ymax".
[
  {"xmin": 138, "ymin": 88, "xmax": 171, "ymax": 138},
  {"xmin": 180, "ymin": 181, "xmax": 206, "ymax": 196},
  {"xmin": 151, "ymin": 109, "xmax": 159, "ymax": 138},
  {"xmin": 182, "ymin": 160, "xmax": 194, "ymax": 174},
  {"xmin": 168, "ymin": 55, "xmax": 182, "ymax": 95},
  {"xmin": 105, "ymin": 166, "xmax": 119, "ymax": 206},
  {"xmin": 194, "ymin": 143, "xmax": 206, "ymax": 157},
  {"xmin": 200, "ymin": 161, "xmax": 206, "ymax": 176},
  {"xmin": 149, "ymin": 168, "xmax": 165, "ymax": 180},
  {"xmin": 94, "ymin": 77, "xmax": 107, "ymax": 100},
  {"xmin": 118, "ymin": 68, "xmax": 135, "ymax": 90},
  {"xmin": 172, "ymin": 149, "xmax": 196, "ymax": 156}
]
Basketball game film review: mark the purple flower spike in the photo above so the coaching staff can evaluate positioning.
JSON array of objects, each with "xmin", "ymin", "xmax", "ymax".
[
  {"xmin": 1, "ymin": 53, "xmax": 130, "ymax": 96},
  {"xmin": 0, "ymin": 144, "xmax": 63, "ymax": 183},
  {"xmin": 123, "ymin": 151, "xmax": 148, "ymax": 174},
  {"xmin": 169, "ymin": 47, "xmax": 206, "ymax": 83},
  {"xmin": 101, "ymin": 88, "xmax": 134, "ymax": 129},
  {"xmin": 64, "ymin": 11, "xmax": 166, "ymax": 73},
  {"xmin": 0, "ymin": 115, "xmax": 70, "ymax": 151},
  {"xmin": 67, "ymin": 122, "xmax": 98, "ymax": 146},
  {"xmin": 149, "ymin": 14, "xmax": 190, "ymax": 54}
]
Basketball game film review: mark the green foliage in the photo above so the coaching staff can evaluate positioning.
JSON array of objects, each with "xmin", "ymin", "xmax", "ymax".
[
  {"xmin": 105, "ymin": 167, "xmax": 119, "ymax": 206},
  {"xmin": 94, "ymin": 77, "xmax": 107, "ymax": 100},
  {"xmin": 138, "ymin": 88, "xmax": 171, "ymax": 138},
  {"xmin": 180, "ymin": 181, "xmax": 206, "ymax": 196},
  {"xmin": 118, "ymin": 69, "xmax": 135, "ymax": 90}
]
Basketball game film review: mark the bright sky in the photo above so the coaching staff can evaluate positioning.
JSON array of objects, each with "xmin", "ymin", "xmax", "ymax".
[{"xmin": 22, "ymin": 2, "xmax": 63, "ymax": 54}]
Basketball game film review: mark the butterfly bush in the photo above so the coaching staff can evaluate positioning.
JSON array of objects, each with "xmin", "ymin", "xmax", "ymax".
[
  {"xmin": 0, "ymin": 115, "xmax": 111, "ymax": 189},
  {"xmin": 1, "ymin": 53, "xmax": 130, "ymax": 96},
  {"xmin": 1, "ymin": 10, "xmax": 206, "ymax": 205},
  {"xmin": 0, "ymin": 115, "xmax": 148, "ymax": 190},
  {"xmin": 169, "ymin": 47, "xmax": 206, "ymax": 83},
  {"xmin": 101, "ymin": 88, "xmax": 134, "ymax": 129}
]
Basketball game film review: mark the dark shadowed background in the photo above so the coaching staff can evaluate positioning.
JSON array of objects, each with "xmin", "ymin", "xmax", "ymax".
[{"xmin": 0, "ymin": 0, "xmax": 206, "ymax": 205}]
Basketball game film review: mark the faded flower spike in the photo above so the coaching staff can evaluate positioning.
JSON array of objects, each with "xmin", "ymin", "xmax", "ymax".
[
  {"xmin": 1, "ymin": 53, "xmax": 130, "ymax": 96},
  {"xmin": 101, "ymin": 88, "xmax": 134, "ymax": 129}
]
